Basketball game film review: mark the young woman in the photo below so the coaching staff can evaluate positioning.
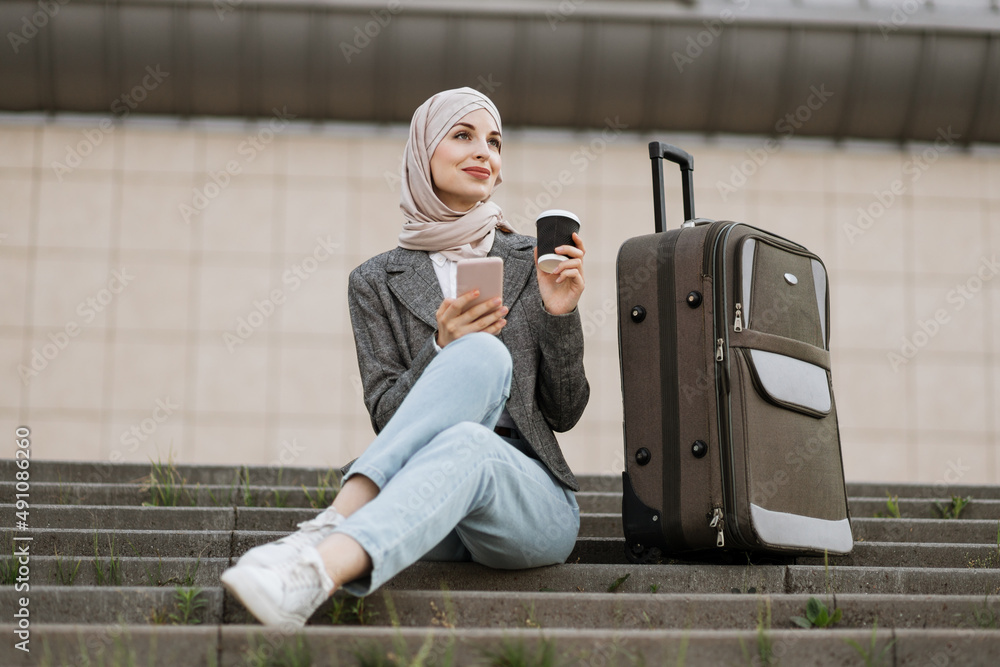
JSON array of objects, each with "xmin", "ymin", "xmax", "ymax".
[{"xmin": 221, "ymin": 87, "xmax": 589, "ymax": 628}]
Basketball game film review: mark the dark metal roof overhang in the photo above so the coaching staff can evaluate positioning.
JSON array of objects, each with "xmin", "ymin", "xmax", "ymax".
[{"xmin": 1, "ymin": 0, "xmax": 999, "ymax": 143}]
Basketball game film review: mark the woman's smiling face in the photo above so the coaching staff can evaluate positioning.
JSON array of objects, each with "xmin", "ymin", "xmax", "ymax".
[{"xmin": 429, "ymin": 108, "xmax": 501, "ymax": 212}]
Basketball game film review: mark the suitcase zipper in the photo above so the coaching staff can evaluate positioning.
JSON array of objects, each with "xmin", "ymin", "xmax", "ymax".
[
  {"xmin": 710, "ymin": 508, "xmax": 725, "ymax": 547},
  {"xmin": 734, "ymin": 304, "xmax": 743, "ymax": 332},
  {"xmin": 713, "ymin": 224, "xmax": 750, "ymax": 549}
]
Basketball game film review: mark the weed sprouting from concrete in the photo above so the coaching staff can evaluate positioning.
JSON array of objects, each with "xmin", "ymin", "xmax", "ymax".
[
  {"xmin": 791, "ymin": 596, "xmax": 842, "ymax": 629},
  {"xmin": 935, "ymin": 496, "xmax": 972, "ymax": 520},
  {"xmin": 240, "ymin": 466, "xmax": 255, "ymax": 507},
  {"xmin": 740, "ymin": 596, "xmax": 775, "ymax": 666},
  {"xmin": 169, "ymin": 586, "xmax": 207, "ymax": 625},
  {"xmin": 520, "ymin": 601, "xmax": 541, "ymax": 629},
  {"xmin": 607, "ymin": 573, "xmax": 630, "ymax": 592},
  {"xmin": 845, "ymin": 618, "xmax": 895, "ymax": 667},
  {"xmin": 142, "ymin": 453, "xmax": 190, "ymax": 507},
  {"xmin": 92, "ymin": 533, "xmax": 122, "ymax": 586},
  {"xmin": 130, "ymin": 540, "xmax": 164, "ymax": 586},
  {"xmin": 483, "ymin": 637, "xmax": 560, "ymax": 667},
  {"xmin": 967, "ymin": 526, "xmax": 1000, "ymax": 568},
  {"xmin": 53, "ymin": 550, "xmax": 82, "ymax": 586},
  {"xmin": 353, "ymin": 632, "xmax": 445, "ymax": 666},
  {"xmin": 302, "ymin": 469, "xmax": 340, "ymax": 509},
  {"xmin": 272, "ymin": 467, "xmax": 289, "ymax": 508},
  {"xmin": 0, "ymin": 542, "xmax": 17, "ymax": 585},
  {"xmin": 673, "ymin": 625, "xmax": 690, "ymax": 667},
  {"xmin": 875, "ymin": 492, "xmax": 901, "ymax": 519},
  {"xmin": 182, "ymin": 554, "xmax": 202, "ymax": 586},
  {"xmin": 756, "ymin": 597, "xmax": 775, "ymax": 666},
  {"xmin": 793, "ymin": 549, "xmax": 843, "ymax": 628},
  {"xmin": 327, "ymin": 595, "xmax": 379, "ymax": 625},
  {"xmin": 439, "ymin": 583, "xmax": 458, "ymax": 629},
  {"xmin": 56, "ymin": 474, "xmax": 68, "ymax": 505},
  {"xmin": 351, "ymin": 591, "xmax": 455, "ymax": 667}
]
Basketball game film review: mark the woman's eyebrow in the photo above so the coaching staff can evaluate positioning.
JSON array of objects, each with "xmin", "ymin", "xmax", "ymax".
[{"xmin": 452, "ymin": 121, "xmax": 501, "ymax": 138}]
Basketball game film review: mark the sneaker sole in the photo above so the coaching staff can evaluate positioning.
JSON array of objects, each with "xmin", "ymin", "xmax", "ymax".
[{"xmin": 220, "ymin": 565, "xmax": 308, "ymax": 629}]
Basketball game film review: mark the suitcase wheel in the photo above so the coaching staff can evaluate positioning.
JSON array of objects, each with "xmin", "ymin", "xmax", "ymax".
[{"xmin": 625, "ymin": 542, "xmax": 663, "ymax": 565}]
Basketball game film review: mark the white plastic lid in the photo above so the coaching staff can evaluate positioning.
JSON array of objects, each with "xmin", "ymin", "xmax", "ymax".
[{"xmin": 535, "ymin": 209, "xmax": 581, "ymax": 225}]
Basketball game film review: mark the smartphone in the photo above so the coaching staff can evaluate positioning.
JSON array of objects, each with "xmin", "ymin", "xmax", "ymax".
[{"xmin": 456, "ymin": 257, "xmax": 504, "ymax": 309}]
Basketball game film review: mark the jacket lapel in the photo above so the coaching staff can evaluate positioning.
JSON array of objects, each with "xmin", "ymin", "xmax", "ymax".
[
  {"xmin": 385, "ymin": 233, "xmax": 535, "ymax": 332},
  {"xmin": 490, "ymin": 232, "xmax": 535, "ymax": 308},
  {"xmin": 386, "ymin": 248, "xmax": 442, "ymax": 329}
]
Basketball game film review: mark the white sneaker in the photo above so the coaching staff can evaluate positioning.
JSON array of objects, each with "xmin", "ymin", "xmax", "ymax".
[
  {"xmin": 238, "ymin": 506, "xmax": 344, "ymax": 568},
  {"xmin": 221, "ymin": 546, "xmax": 335, "ymax": 628}
]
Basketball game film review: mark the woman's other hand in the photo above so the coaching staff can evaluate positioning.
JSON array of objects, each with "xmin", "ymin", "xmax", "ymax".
[
  {"xmin": 435, "ymin": 293, "xmax": 508, "ymax": 348},
  {"xmin": 536, "ymin": 232, "xmax": 585, "ymax": 315}
]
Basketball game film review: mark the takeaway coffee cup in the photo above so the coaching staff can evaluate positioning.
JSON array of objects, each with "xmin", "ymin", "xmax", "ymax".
[{"xmin": 535, "ymin": 209, "xmax": 581, "ymax": 273}]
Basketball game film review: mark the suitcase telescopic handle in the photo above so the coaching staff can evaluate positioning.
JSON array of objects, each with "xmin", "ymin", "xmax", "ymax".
[{"xmin": 648, "ymin": 141, "xmax": 695, "ymax": 233}]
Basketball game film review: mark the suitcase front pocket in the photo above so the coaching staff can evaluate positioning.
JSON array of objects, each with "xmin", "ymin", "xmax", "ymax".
[
  {"xmin": 731, "ymin": 346, "xmax": 851, "ymax": 554},
  {"xmin": 736, "ymin": 237, "xmax": 828, "ymax": 350}
]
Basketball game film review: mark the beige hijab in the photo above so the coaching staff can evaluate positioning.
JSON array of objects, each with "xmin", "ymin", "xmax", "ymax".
[{"xmin": 397, "ymin": 87, "xmax": 514, "ymax": 261}]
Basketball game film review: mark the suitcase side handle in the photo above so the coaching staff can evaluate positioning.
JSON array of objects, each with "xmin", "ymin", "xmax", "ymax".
[{"xmin": 649, "ymin": 141, "xmax": 695, "ymax": 233}]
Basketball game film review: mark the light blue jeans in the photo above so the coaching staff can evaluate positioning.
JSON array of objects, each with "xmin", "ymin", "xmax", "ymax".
[{"xmin": 338, "ymin": 332, "xmax": 580, "ymax": 596}]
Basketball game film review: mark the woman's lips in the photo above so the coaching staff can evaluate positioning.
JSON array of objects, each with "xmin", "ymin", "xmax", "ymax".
[{"xmin": 463, "ymin": 167, "xmax": 491, "ymax": 180}]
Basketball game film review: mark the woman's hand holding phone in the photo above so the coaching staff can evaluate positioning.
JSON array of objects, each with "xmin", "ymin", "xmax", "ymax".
[{"xmin": 435, "ymin": 258, "xmax": 506, "ymax": 348}]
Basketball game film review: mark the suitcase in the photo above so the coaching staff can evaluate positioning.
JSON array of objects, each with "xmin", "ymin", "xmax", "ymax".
[{"xmin": 617, "ymin": 142, "xmax": 853, "ymax": 562}]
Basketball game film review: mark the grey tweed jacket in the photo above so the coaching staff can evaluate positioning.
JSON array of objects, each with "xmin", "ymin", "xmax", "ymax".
[{"xmin": 346, "ymin": 230, "xmax": 590, "ymax": 492}]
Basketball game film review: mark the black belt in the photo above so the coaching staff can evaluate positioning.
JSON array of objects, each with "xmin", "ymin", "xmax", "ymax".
[{"xmin": 494, "ymin": 425, "xmax": 519, "ymax": 439}]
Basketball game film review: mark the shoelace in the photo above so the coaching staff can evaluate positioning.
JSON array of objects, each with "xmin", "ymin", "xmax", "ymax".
[
  {"xmin": 283, "ymin": 555, "xmax": 332, "ymax": 604},
  {"xmin": 295, "ymin": 508, "xmax": 342, "ymax": 532},
  {"xmin": 286, "ymin": 560, "xmax": 321, "ymax": 592}
]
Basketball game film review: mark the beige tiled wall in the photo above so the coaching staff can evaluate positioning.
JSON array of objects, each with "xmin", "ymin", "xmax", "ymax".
[{"xmin": 2, "ymin": 115, "xmax": 998, "ymax": 485}]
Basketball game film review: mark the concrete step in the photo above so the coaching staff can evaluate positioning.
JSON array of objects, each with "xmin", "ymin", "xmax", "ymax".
[
  {"xmin": 5, "ymin": 586, "xmax": 998, "ymax": 631},
  {"xmin": 10, "ymin": 459, "xmax": 1000, "ymax": 499},
  {"xmin": 11, "ymin": 502, "xmax": 627, "ymax": 538},
  {"xmin": 13, "ymin": 556, "xmax": 229, "ymax": 588},
  {"xmin": 851, "ymin": 497, "xmax": 1000, "ymax": 520},
  {"xmin": 330, "ymin": 590, "xmax": 1000, "ymax": 631},
  {"xmin": 14, "ymin": 557, "xmax": 1000, "ymax": 596},
  {"xmin": 569, "ymin": 537, "xmax": 1000, "ymax": 568},
  {"xmin": 0, "ymin": 586, "xmax": 224, "ymax": 625},
  {"xmin": 0, "ymin": 481, "xmax": 338, "ymax": 510},
  {"xmin": 385, "ymin": 561, "xmax": 1000, "ymax": 596},
  {"xmin": 0, "ymin": 459, "xmax": 341, "ymax": 488},
  {"xmin": 847, "ymin": 482, "xmax": 1000, "ymax": 501},
  {"xmin": 13, "ymin": 504, "xmax": 999, "ymax": 545},
  {"xmin": 0, "ymin": 458, "xmax": 623, "ymax": 493},
  {"xmin": 21, "ymin": 476, "xmax": 1000, "ymax": 520},
  {"xmin": 12, "ymin": 528, "xmax": 1000, "ymax": 570},
  {"xmin": 9, "ymin": 528, "xmax": 232, "ymax": 560},
  {"xmin": 853, "ymin": 518, "xmax": 1000, "ymax": 545},
  {"xmin": 0, "ymin": 481, "xmax": 620, "ymax": 514},
  {"xmin": 1, "ymin": 625, "xmax": 997, "ymax": 667}
]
